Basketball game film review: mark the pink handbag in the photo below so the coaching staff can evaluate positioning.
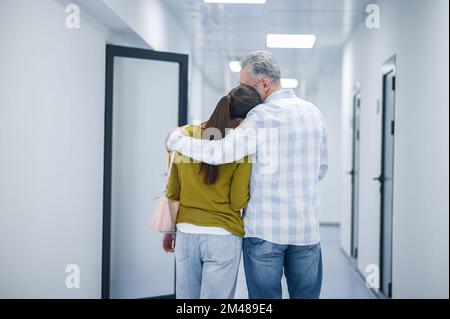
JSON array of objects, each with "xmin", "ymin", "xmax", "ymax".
[{"xmin": 150, "ymin": 152, "xmax": 180, "ymax": 233}]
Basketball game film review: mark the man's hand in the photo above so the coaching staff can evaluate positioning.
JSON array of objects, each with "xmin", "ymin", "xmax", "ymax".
[
  {"xmin": 165, "ymin": 127, "xmax": 182, "ymax": 153},
  {"xmin": 162, "ymin": 232, "xmax": 176, "ymax": 253}
]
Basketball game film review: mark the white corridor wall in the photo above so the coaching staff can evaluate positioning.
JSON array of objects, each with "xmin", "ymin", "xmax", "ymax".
[
  {"xmin": 0, "ymin": 0, "xmax": 108, "ymax": 298},
  {"xmin": 315, "ymin": 66, "xmax": 343, "ymax": 224}
]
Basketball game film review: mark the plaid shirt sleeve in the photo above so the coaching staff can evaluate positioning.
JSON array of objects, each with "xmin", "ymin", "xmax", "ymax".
[{"xmin": 167, "ymin": 109, "xmax": 261, "ymax": 165}]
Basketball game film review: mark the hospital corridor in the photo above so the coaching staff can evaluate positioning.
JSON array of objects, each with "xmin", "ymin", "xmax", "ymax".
[{"xmin": 0, "ymin": 0, "xmax": 448, "ymax": 302}]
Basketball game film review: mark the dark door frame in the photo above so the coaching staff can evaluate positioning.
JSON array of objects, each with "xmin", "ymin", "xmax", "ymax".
[
  {"xmin": 377, "ymin": 55, "xmax": 397, "ymax": 298},
  {"xmin": 350, "ymin": 89, "xmax": 362, "ymax": 262},
  {"xmin": 102, "ymin": 44, "xmax": 188, "ymax": 299}
]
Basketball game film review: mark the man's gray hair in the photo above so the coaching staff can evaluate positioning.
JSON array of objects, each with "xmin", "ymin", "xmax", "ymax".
[{"xmin": 240, "ymin": 51, "xmax": 281, "ymax": 84}]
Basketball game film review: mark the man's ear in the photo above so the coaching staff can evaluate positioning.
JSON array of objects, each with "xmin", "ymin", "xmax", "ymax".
[{"xmin": 263, "ymin": 78, "xmax": 272, "ymax": 93}]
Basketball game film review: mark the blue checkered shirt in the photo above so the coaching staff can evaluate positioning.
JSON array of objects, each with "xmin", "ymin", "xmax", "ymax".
[{"xmin": 168, "ymin": 89, "xmax": 328, "ymax": 245}]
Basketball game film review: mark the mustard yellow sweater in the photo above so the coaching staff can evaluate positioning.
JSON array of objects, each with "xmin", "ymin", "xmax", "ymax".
[{"xmin": 166, "ymin": 125, "xmax": 251, "ymax": 237}]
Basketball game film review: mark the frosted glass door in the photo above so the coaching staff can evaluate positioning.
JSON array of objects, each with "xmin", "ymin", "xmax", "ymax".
[{"xmin": 108, "ymin": 55, "xmax": 180, "ymax": 299}]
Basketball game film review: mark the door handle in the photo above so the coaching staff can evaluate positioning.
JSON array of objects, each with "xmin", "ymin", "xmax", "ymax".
[
  {"xmin": 347, "ymin": 170, "xmax": 354, "ymax": 176},
  {"xmin": 373, "ymin": 175, "xmax": 384, "ymax": 183}
]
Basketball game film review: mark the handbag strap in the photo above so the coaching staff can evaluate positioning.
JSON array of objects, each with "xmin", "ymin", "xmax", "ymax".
[{"xmin": 165, "ymin": 151, "xmax": 177, "ymax": 185}]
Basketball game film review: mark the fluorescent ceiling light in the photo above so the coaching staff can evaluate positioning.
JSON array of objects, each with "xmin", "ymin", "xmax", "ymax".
[
  {"xmin": 229, "ymin": 61, "xmax": 242, "ymax": 73},
  {"xmin": 281, "ymin": 78, "xmax": 299, "ymax": 89},
  {"xmin": 204, "ymin": 0, "xmax": 266, "ymax": 3},
  {"xmin": 267, "ymin": 34, "xmax": 316, "ymax": 49}
]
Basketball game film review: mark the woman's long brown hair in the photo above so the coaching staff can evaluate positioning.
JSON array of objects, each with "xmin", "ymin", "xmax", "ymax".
[{"xmin": 200, "ymin": 85, "xmax": 262, "ymax": 185}]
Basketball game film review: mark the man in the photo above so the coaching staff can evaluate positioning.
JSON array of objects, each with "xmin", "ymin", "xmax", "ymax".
[{"xmin": 166, "ymin": 51, "xmax": 328, "ymax": 299}]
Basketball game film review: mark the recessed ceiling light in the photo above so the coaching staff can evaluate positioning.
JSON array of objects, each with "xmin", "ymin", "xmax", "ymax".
[
  {"xmin": 204, "ymin": 0, "xmax": 265, "ymax": 4},
  {"xmin": 229, "ymin": 61, "xmax": 242, "ymax": 73},
  {"xmin": 281, "ymin": 78, "xmax": 299, "ymax": 89},
  {"xmin": 267, "ymin": 34, "xmax": 316, "ymax": 49}
]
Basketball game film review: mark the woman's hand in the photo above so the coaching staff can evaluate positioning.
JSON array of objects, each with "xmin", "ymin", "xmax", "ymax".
[{"xmin": 162, "ymin": 232, "xmax": 176, "ymax": 253}]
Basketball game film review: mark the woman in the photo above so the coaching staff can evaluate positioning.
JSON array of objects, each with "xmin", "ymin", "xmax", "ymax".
[{"xmin": 163, "ymin": 85, "xmax": 262, "ymax": 299}]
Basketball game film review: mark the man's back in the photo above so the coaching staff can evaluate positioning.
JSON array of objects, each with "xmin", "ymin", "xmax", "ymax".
[{"xmin": 243, "ymin": 89, "xmax": 328, "ymax": 245}]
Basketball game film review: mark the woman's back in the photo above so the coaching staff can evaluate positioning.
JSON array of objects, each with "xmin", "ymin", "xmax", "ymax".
[
  {"xmin": 165, "ymin": 84, "xmax": 262, "ymax": 299},
  {"xmin": 166, "ymin": 124, "xmax": 251, "ymax": 237}
]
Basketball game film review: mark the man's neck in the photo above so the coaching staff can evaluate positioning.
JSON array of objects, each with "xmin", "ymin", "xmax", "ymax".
[{"xmin": 265, "ymin": 84, "xmax": 284, "ymax": 101}]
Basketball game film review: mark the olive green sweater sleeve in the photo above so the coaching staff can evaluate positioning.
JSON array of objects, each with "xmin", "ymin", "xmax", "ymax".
[
  {"xmin": 166, "ymin": 152, "xmax": 180, "ymax": 201},
  {"xmin": 229, "ymin": 157, "xmax": 251, "ymax": 211}
]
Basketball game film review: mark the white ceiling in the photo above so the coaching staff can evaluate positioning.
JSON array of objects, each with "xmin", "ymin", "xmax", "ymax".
[{"xmin": 163, "ymin": 0, "xmax": 374, "ymax": 94}]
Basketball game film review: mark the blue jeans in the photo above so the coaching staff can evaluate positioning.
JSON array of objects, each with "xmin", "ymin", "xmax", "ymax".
[
  {"xmin": 243, "ymin": 237, "xmax": 322, "ymax": 299},
  {"xmin": 175, "ymin": 231, "xmax": 242, "ymax": 299}
]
